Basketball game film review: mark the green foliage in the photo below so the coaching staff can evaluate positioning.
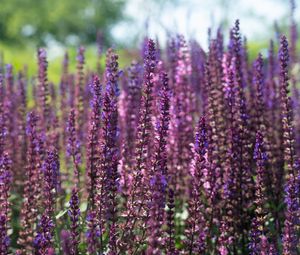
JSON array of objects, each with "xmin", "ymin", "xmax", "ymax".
[
  {"xmin": 0, "ymin": 42, "xmax": 134, "ymax": 85},
  {"xmin": 0, "ymin": 0, "xmax": 125, "ymax": 45}
]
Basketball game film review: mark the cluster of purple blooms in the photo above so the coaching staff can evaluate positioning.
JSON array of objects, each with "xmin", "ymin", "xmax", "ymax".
[{"xmin": 0, "ymin": 10, "xmax": 300, "ymax": 255}]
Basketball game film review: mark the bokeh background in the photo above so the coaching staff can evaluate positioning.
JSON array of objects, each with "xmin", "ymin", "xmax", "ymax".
[{"xmin": 0, "ymin": 0, "xmax": 298, "ymax": 81}]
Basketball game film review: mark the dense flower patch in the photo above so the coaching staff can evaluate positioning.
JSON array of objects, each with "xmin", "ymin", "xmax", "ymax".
[{"xmin": 0, "ymin": 17, "xmax": 300, "ymax": 254}]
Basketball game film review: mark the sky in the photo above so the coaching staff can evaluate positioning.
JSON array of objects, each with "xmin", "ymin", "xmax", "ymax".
[{"xmin": 112, "ymin": 0, "xmax": 299, "ymax": 48}]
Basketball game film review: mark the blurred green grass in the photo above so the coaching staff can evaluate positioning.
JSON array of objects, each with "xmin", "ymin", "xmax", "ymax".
[{"xmin": 0, "ymin": 43, "xmax": 138, "ymax": 84}]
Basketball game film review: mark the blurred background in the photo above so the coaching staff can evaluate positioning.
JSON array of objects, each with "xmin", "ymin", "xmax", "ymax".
[{"xmin": 0, "ymin": 0, "xmax": 298, "ymax": 80}]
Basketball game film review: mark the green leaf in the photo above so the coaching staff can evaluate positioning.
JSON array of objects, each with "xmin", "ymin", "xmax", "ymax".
[{"xmin": 55, "ymin": 209, "xmax": 68, "ymax": 220}]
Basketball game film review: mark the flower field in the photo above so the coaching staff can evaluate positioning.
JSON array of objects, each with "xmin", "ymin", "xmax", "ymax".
[{"xmin": 0, "ymin": 13, "xmax": 299, "ymax": 255}]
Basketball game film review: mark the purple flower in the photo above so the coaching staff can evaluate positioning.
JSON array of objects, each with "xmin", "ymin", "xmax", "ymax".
[
  {"xmin": 147, "ymin": 72, "xmax": 170, "ymax": 254},
  {"xmin": 87, "ymin": 75, "xmax": 102, "ymax": 209},
  {"xmin": 43, "ymin": 149, "xmax": 60, "ymax": 215},
  {"xmin": 60, "ymin": 230, "xmax": 72, "ymax": 255},
  {"xmin": 18, "ymin": 111, "xmax": 42, "ymax": 253},
  {"xmin": 74, "ymin": 46, "xmax": 85, "ymax": 145},
  {"xmin": 185, "ymin": 116, "xmax": 208, "ymax": 254},
  {"xmin": 34, "ymin": 215, "xmax": 55, "ymax": 255},
  {"xmin": 119, "ymin": 61, "xmax": 143, "ymax": 193},
  {"xmin": 165, "ymin": 188, "xmax": 177, "ymax": 255},
  {"xmin": 249, "ymin": 132, "xmax": 275, "ymax": 254},
  {"xmin": 168, "ymin": 35, "xmax": 195, "ymax": 210},
  {"xmin": 282, "ymin": 158, "xmax": 300, "ymax": 255},
  {"xmin": 0, "ymin": 153, "xmax": 11, "ymax": 255},
  {"xmin": 120, "ymin": 39, "xmax": 157, "ymax": 253},
  {"xmin": 16, "ymin": 71, "xmax": 27, "ymax": 178},
  {"xmin": 0, "ymin": 214, "xmax": 10, "ymax": 254},
  {"xmin": 0, "ymin": 72, "xmax": 5, "ymax": 155},
  {"xmin": 279, "ymin": 35, "xmax": 297, "ymax": 179},
  {"xmin": 227, "ymin": 20, "xmax": 255, "ymax": 247},
  {"xmin": 253, "ymin": 53, "xmax": 267, "ymax": 134},
  {"xmin": 86, "ymin": 211, "xmax": 100, "ymax": 255},
  {"xmin": 68, "ymin": 187, "xmax": 80, "ymax": 255},
  {"xmin": 100, "ymin": 49, "xmax": 120, "ymax": 254},
  {"xmin": 4, "ymin": 64, "xmax": 15, "ymax": 147},
  {"xmin": 2, "ymin": 18, "xmax": 300, "ymax": 255},
  {"xmin": 76, "ymin": 46, "xmax": 85, "ymax": 64},
  {"xmin": 0, "ymin": 153, "xmax": 12, "ymax": 217},
  {"xmin": 37, "ymin": 48, "xmax": 50, "ymax": 133},
  {"xmin": 66, "ymin": 108, "xmax": 81, "ymax": 187}
]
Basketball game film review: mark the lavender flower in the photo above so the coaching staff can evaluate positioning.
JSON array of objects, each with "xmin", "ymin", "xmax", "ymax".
[
  {"xmin": 253, "ymin": 53, "xmax": 266, "ymax": 133},
  {"xmin": 282, "ymin": 172, "xmax": 299, "ymax": 255},
  {"xmin": 100, "ymin": 49, "xmax": 120, "ymax": 254},
  {"xmin": 279, "ymin": 34, "xmax": 299, "ymax": 255},
  {"xmin": 249, "ymin": 132, "xmax": 274, "ymax": 254},
  {"xmin": 66, "ymin": 108, "xmax": 81, "ymax": 187},
  {"xmin": 86, "ymin": 211, "xmax": 100, "ymax": 255},
  {"xmin": 120, "ymin": 39, "xmax": 157, "ymax": 253},
  {"xmin": 265, "ymin": 39, "xmax": 284, "ymax": 236},
  {"xmin": 0, "ymin": 214, "xmax": 9, "ymax": 254},
  {"xmin": 87, "ymin": 75, "xmax": 102, "ymax": 209},
  {"xmin": 18, "ymin": 112, "xmax": 42, "ymax": 253},
  {"xmin": 165, "ymin": 188, "xmax": 177, "ymax": 255},
  {"xmin": 146, "ymin": 71, "xmax": 170, "ymax": 254},
  {"xmin": 231, "ymin": 20, "xmax": 254, "ymax": 249},
  {"xmin": 120, "ymin": 61, "xmax": 142, "ymax": 194},
  {"xmin": 43, "ymin": 149, "xmax": 59, "ymax": 215},
  {"xmin": 34, "ymin": 215, "xmax": 55, "ymax": 255},
  {"xmin": 0, "ymin": 72, "xmax": 5, "ymax": 155},
  {"xmin": 218, "ymin": 58, "xmax": 238, "ymax": 254},
  {"xmin": 16, "ymin": 71, "xmax": 27, "ymax": 182},
  {"xmin": 0, "ymin": 153, "xmax": 12, "ymax": 218},
  {"xmin": 0, "ymin": 153, "xmax": 12, "ymax": 254},
  {"xmin": 60, "ymin": 230, "xmax": 72, "ymax": 255},
  {"xmin": 37, "ymin": 48, "xmax": 50, "ymax": 133},
  {"xmin": 207, "ymin": 38, "xmax": 227, "ymax": 188},
  {"xmin": 279, "ymin": 35, "xmax": 297, "ymax": 179},
  {"xmin": 169, "ymin": 35, "xmax": 195, "ymax": 199},
  {"xmin": 68, "ymin": 187, "xmax": 80, "ymax": 255},
  {"xmin": 4, "ymin": 64, "xmax": 16, "ymax": 164},
  {"xmin": 185, "ymin": 116, "xmax": 208, "ymax": 254},
  {"xmin": 59, "ymin": 52, "xmax": 70, "ymax": 162},
  {"xmin": 75, "ymin": 46, "xmax": 85, "ymax": 144},
  {"xmin": 0, "ymin": 18, "xmax": 300, "ymax": 255}
]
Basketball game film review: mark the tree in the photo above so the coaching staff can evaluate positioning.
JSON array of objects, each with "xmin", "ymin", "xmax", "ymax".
[{"xmin": 0, "ymin": 0, "xmax": 125, "ymax": 46}]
